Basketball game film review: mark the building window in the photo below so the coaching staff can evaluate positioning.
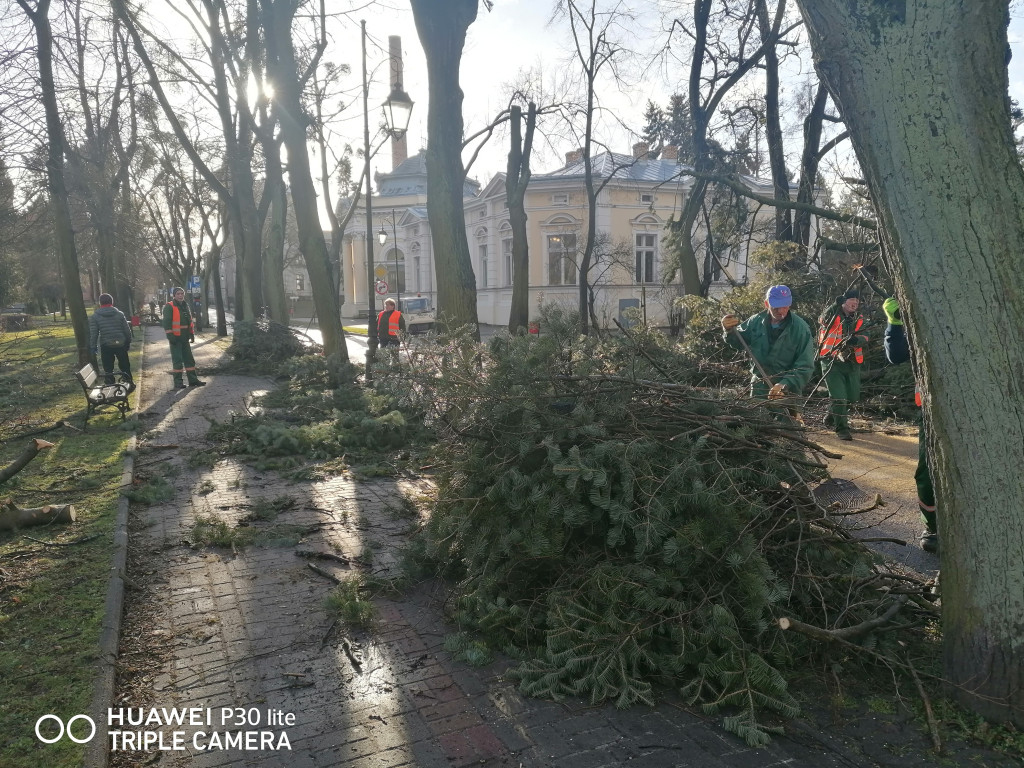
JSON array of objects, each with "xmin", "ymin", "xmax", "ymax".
[
  {"xmin": 413, "ymin": 256, "xmax": 420, "ymax": 291},
  {"xmin": 386, "ymin": 250, "xmax": 405, "ymax": 294},
  {"xmin": 479, "ymin": 243, "xmax": 488, "ymax": 288},
  {"xmin": 640, "ymin": 193, "xmax": 653, "ymax": 204},
  {"xmin": 547, "ymin": 233, "xmax": 577, "ymax": 285},
  {"xmin": 635, "ymin": 233, "xmax": 656, "ymax": 284},
  {"xmin": 552, "ymin": 193, "xmax": 569, "ymax": 205},
  {"xmin": 295, "ymin": 274, "xmax": 305, "ymax": 292},
  {"xmin": 502, "ymin": 237, "xmax": 513, "ymax": 286}
]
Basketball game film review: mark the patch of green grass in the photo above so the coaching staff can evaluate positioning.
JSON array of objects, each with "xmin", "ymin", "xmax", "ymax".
[
  {"xmin": 0, "ymin": 323, "xmax": 137, "ymax": 768},
  {"xmin": 195, "ymin": 479, "xmax": 216, "ymax": 496},
  {"xmin": 189, "ymin": 515, "xmax": 311, "ymax": 549},
  {"xmin": 123, "ymin": 474, "xmax": 175, "ymax": 504},
  {"xmin": 322, "ymin": 576, "xmax": 375, "ymax": 628},
  {"xmin": 186, "ymin": 450, "xmax": 219, "ymax": 469},
  {"xmin": 868, "ymin": 696, "xmax": 896, "ymax": 715},
  {"xmin": 243, "ymin": 495, "xmax": 295, "ymax": 522}
]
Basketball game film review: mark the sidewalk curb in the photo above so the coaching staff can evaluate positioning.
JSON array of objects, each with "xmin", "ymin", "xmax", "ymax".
[{"xmin": 84, "ymin": 338, "xmax": 143, "ymax": 768}]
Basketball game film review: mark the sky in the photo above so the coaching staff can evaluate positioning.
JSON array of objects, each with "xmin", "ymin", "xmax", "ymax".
[{"xmin": 142, "ymin": 1, "xmax": 1024, "ymax": 192}]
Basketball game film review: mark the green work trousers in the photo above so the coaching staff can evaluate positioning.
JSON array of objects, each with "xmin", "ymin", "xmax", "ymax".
[
  {"xmin": 823, "ymin": 359, "xmax": 861, "ymax": 433},
  {"xmin": 916, "ymin": 420, "xmax": 937, "ymax": 533},
  {"xmin": 168, "ymin": 336, "xmax": 199, "ymax": 386}
]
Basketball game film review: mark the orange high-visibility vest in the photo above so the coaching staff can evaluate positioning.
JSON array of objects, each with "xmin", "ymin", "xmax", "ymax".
[
  {"xmin": 167, "ymin": 302, "xmax": 194, "ymax": 336},
  {"xmin": 819, "ymin": 313, "xmax": 864, "ymax": 363},
  {"xmin": 377, "ymin": 310, "xmax": 402, "ymax": 338}
]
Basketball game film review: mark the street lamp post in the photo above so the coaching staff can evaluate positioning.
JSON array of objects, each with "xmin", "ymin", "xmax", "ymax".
[
  {"xmin": 362, "ymin": 20, "xmax": 413, "ymax": 383},
  {"xmin": 377, "ymin": 209, "xmax": 401, "ymax": 310}
]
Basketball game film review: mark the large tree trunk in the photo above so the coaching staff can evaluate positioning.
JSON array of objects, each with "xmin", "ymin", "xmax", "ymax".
[
  {"xmin": 797, "ymin": 0, "xmax": 1024, "ymax": 726},
  {"xmin": 506, "ymin": 103, "xmax": 535, "ymax": 334},
  {"xmin": 794, "ymin": 82, "xmax": 828, "ymax": 249},
  {"xmin": 20, "ymin": 0, "xmax": 90, "ymax": 364},
  {"xmin": 411, "ymin": 0, "xmax": 480, "ymax": 336},
  {"xmin": 261, "ymin": 0, "xmax": 346, "ymax": 360},
  {"xmin": 754, "ymin": 0, "xmax": 792, "ymax": 242}
]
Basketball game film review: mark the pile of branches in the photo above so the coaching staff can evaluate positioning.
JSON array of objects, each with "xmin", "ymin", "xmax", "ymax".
[
  {"xmin": 226, "ymin": 318, "xmax": 322, "ymax": 369},
  {"xmin": 388, "ymin": 307, "xmax": 936, "ymax": 746},
  {"xmin": 206, "ymin": 356, "xmax": 432, "ymax": 467}
]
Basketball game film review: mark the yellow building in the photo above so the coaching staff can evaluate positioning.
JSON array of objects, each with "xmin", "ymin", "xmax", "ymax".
[{"xmin": 342, "ymin": 143, "xmax": 805, "ymax": 328}]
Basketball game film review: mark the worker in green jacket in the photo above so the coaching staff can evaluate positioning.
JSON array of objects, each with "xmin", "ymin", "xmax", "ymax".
[
  {"xmin": 163, "ymin": 287, "xmax": 206, "ymax": 391},
  {"xmin": 721, "ymin": 285, "xmax": 815, "ymax": 401}
]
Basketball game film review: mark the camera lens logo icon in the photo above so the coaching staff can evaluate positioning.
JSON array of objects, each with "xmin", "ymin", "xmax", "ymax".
[{"xmin": 35, "ymin": 714, "xmax": 97, "ymax": 744}]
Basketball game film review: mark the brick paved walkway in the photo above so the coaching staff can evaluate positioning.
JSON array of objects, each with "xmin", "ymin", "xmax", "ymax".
[{"xmin": 108, "ymin": 326, "xmax": 1015, "ymax": 768}]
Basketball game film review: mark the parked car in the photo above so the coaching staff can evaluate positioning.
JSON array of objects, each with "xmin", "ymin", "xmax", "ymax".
[{"xmin": 401, "ymin": 297, "xmax": 435, "ymax": 334}]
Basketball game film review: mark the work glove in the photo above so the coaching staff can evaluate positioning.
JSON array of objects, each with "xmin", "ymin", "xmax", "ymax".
[
  {"xmin": 882, "ymin": 297, "xmax": 902, "ymax": 325},
  {"xmin": 768, "ymin": 383, "xmax": 786, "ymax": 400},
  {"xmin": 721, "ymin": 314, "xmax": 740, "ymax": 332}
]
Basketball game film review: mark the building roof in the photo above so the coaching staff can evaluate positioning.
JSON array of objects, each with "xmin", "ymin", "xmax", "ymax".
[
  {"xmin": 536, "ymin": 150, "xmax": 779, "ymax": 193},
  {"xmin": 538, "ymin": 152, "xmax": 691, "ymax": 184},
  {"xmin": 377, "ymin": 150, "xmax": 481, "ymax": 198}
]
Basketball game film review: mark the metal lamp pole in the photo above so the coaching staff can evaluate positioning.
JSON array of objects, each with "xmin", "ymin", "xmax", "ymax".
[
  {"xmin": 391, "ymin": 209, "xmax": 400, "ymax": 309},
  {"xmin": 362, "ymin": 20, "xmax": 378, "ymax": 381}
]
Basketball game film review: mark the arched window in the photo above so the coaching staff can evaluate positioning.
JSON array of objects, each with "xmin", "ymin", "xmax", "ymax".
[
  {"xmin": 476, "ymin": 227, "xmax": 489, "ymax": 288},
  {"xmin": 499, "ymin": 221, "xmax": 513, "ymax": 287},
  {"xmin": 632, "ymin": 214, "xmax": 661, "ymax": 284},
  {"xmin": 544, "ymin": 216, "xmax": 578, "ymax": 286}
]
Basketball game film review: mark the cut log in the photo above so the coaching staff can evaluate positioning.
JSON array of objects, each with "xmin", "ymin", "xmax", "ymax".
[
  {"xmin": 0, "ymin": 439, "xmax": 55, "ymax": 484},
  {"xmin": 0, "ymin": 500, "xmax": 76, "ymax": 531}
]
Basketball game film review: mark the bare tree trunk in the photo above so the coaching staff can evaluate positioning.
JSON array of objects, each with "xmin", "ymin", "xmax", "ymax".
[
  {"xmin": 798, "ymin": 0, "xmax": 1024, "ymax": 727},
  {"xmin": 794, "ymin": 82, "xmax": 828, "ymax": 248},
  {"xmin": 18, "ymin": 0, "xmax": 90, "ymax": 364},
  {"xmin": 261, "ymin": 138, "xmax": 289, "ymax": 326},
  {"xmin": 260, "ymin": 0, "xmax": 346, "ymax": 360},
  {"xmin": 411, "ymin": 0, "xmax": 480, "ymax": 336},
  {"xmin": 506, "ymin": 103, "xmax": 535, "ymax": 334},
  {"xmin": 754, "ymin": 0, "xmax": 792, "ymax": 242}
]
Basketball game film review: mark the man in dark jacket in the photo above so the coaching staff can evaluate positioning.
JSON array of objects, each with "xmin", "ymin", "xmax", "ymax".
[
  {"xmin": 721, "ymin": 285, "xmax": 815, "ymax": 400},
  {"xmin": 376, "ymin": 298, "xmax": 406, "ymax": 350},
  {"xmin": 883, "ymin": 297, "xmax": 938, "ymax": 554},
  {"xmin": 89, "ymin": 293, "xmax": 135, "ymax": 390},
  {"xmin": 818, "ymin": 289, "xmax": 869, "ymax": 440},
  {"xmin": 163, "ymin": 287, "xmax": 206, "ymax": 390}
]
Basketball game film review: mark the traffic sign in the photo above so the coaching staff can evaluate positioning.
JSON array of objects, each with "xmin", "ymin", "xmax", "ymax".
[
  {"xmin": 188, "ymin": 276, "xmax": 200, "ymax": 291},
  {"xmin": 374, "ymin": 264, "xmax": 388, "ymax": 279},
  {"xmin": 374, "ymin": 279, "xmax": 389, "ymax": 296}
]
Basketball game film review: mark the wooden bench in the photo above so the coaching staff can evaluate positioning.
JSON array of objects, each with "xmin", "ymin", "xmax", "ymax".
[{"xmin": 75, "ymin": 363, "xmax": 132, "ymax": 426}]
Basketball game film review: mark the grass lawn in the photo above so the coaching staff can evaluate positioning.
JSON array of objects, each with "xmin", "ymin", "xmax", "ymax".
[{"xmin": 0, "ymin": 321, "xmax": 139, "ymax": 767}]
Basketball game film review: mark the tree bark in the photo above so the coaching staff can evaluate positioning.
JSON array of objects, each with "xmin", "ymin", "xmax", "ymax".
[
  {"xmin": 411, "ymin": 0, "xmax": 480, "ymax": 336},
  {"xmin": 794, "ymin": 82, "xmax": 829, "ymax": 248},
  {"xmin": 0, "ymin": 439, "xmax": 54, "ymax": 484},
  {"xmin": 0, "ymin": 501, "xmax": 75, "ymax": 532},
  {"xmin": 754, "ymin": 0, "xmax": 792, "ymax": 242},
  {"xmin": 18, "ymin": 0, "xmax": 91, "ymax": 364},
  {"xmin": 506, "ymin": 103, "xmax": 535, "ymax": 334},
  {"xmin": 796, "ymin": 0, "xmax": 1024, "ymax": 726},
  {"xmin": 260, "ymin": 0, "xmax": 346, "ymax": 360}
]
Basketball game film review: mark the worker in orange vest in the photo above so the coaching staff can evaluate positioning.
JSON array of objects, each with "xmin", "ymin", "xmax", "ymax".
[
  {"xmin": 376, "ymin": 298, "xmax": 406, "ymax": 353},
  {"xmin": 163, "ymin": 287, "xmax": 206, "ymax": 390},
  {"xmin": 817, "ymin": 289, "xmax": 869, "ymax": 441}
]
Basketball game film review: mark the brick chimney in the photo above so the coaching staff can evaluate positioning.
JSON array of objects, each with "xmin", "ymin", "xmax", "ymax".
[
  {"xmin": 565, "ymin": 149, "xmax": 583, "ymax": 166},
  {"xmin": 389, "ymin": 36, "xmax": 408, "ymax": 171},
  {"xmin": 632, "ymin": 141, "xmax": 650, "ymax": 160},
  {"xmin": 661, "ymin": 145, "xmax": 678, "ymax": 161}
]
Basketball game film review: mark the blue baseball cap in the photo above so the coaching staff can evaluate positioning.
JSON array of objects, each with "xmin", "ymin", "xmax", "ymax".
[{"xmin": 765, "ymin": 285, "xmax": 793, "ymax": 308}]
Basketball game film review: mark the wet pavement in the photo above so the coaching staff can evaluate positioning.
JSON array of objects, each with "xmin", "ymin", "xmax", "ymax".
[{"xmin": 102, "ymin": 325, "xmax": 1012, "ymax": 768}]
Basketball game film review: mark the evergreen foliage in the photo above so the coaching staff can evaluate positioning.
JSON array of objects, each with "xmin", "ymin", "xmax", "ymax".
[
  {"xmin": 226, "ymin": 319, "xmax": 319, "ymax": 368},
  {"xmin": 396, "ymin": 306, "xmax": 931, "ymax": 745},
  {"xmin": 206, "ymin": 355, "xmax": 432, "ymax": 470}
]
